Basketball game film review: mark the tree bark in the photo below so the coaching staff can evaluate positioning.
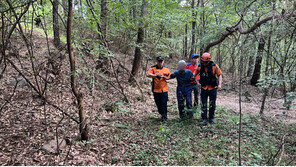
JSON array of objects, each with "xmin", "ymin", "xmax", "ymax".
[
  {"xmin": 85, "ymin": 0, "xmax": 109, "ymax": 71},
  {"xmin": 184, "ymin": 22, "xmax": 188, "ymax": 58},
  {"xmin": 247, "ymin": 53, "xmax": 255, "ymax": 77},
  {"xmin": 130, "ymin": 0, "xmax": 138, "ymax": 20},
  {"xmin": 199, "ymin": 0, "xmax": 205, "ymax": 54},
  {"xmin": 129, "ymin": 0, "xmax": 148, "ymax": 83},
  {"xmin": 238, "ymin": 37, "xmax": 244, "ymax": 167},
  {"xmin": 260, "ymin": 24, "xmax": 272, "ymax": 115},
  {"xmin": 216, "ymin": 44, "xmax": 222, "ymax": 68},
  {"xmin": 250, "ymin": 37, "xmax": 265, "ymax": 86},
  {"xmin": 67, "ymin": 0, "xmax": 88, "ymax": 141},
  {"xmin": 189, "ymin": 0, "xmax": 197, "ymax": 58},
  {"xmin": 100, "ymin": 0, "xmax": 108, "ymax": 37},
  {"xmin": 53, "ymin": 0, "xmax": 60, "ymax": 48}
]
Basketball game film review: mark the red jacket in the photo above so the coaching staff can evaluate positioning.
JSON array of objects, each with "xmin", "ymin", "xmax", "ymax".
[{"xmin": 186, "ymin": 63, "xmax": 200, "ymax": 81}]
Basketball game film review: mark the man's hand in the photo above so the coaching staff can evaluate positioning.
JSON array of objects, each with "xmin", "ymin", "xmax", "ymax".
[
  {"xmin": 190, "ymin": 77, "xmax": 197, "ymax": 85},
  {"xmin": 156, "ymin": 75, "xmax": 162, "ymax": 79},
  {"xmin": 218, "ymin": 85, "xmax": 222, "ymax": 91}
]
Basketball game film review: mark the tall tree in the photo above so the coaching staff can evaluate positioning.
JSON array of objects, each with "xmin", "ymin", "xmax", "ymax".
[
  {"xmin": 199, "ymin": 0, "xmax": 205, "ymax": 54},
  {"xmin": 189, "ymin": 0, "xmax": 197, "ymax": 58},
  {"xmin": 85, "ymin": 0, "xmax": 109, "ymax": 70},
  {"xmin": 129, "ymin": 0, "xmax": 148, "ymax": 83},
  {"xmin": 247, "ymin": 53, "xmax": 255, "ymax": 77},
  {"xmin": 132, "ymin": 0, "xmax": 137, "ymax": 19},
  {"xmin": 100, "ymin": 0, "xmax": 108, "ymax": 38},
  {"xmin": 250, "ymin": 37, "xmax": 265, "ymax": 86},
  {"xmin": 183, "ymin": 22, "xmax": 188, "ymax": 58},
  {"xmin": 67, "ymin": 0, "xmax": 88, "ymax": 141},
  {"xmin": 260, "ymin": 26, "xmax": 272, "ymax": 115},
  {"xmin": 52, "ymin": 0, "xmax": 60, "ymax": 48}
]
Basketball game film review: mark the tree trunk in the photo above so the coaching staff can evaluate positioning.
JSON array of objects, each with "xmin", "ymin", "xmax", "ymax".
[
  {"xmin": 67, "ymin": 0, "xmax": 88, "ymax": 141},
  {"xmin": 238, "ymin": 37, "xmax": 244, "ymax": 167},
  {"xmin": 250, "ymin": 37, "xmax": 265, "ymax": 86},
  {"xmin": 184, "ymin": 23, "xmax": 188, "ymax": 58},
  {"xmin": 281, "ymin": 67, "xmax": 288, "ymax": 109},
  {"xmin": 199, "ymin": 0, "xmax": 205, "ymax": 54},
  {"xmin": 260, "ymin": 29, "xmax": 272, "ymax": 115},
  {"xmin": 85, "ymin": 0, "xmax": 109, "ymax": 70},
  {"xmin": 130, "ymin": 0, "xmax": 137, "ymax": 20},
  {"xmin": 217, "ymin": 44, "xmax": 222, "ymax": 68},
  {"xmin": 53, "ymin": 0, "xmax": 60, "ymax": 48},
  {"xmin": 100, "ymin": 0, "xmax": 108, "ymax": 37},
  {"xmin": 129, "ymin": 27, "xmax": 144, "ymax": 83},
  {"xmin": 247, "ymin": 54, "xmax": 255, "ymax": 77},
  {"xmin": 189, "ymin": 0, "xmax": 196, "ymax": 58},
  {"xmin": 129, "ymin": 0, "xmax": 148, "ymax": 83}
]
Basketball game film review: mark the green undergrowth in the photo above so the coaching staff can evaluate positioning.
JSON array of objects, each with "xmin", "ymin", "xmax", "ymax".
[{"xmin": 110, "ymin": 105, "xmax": 296, "ymax": 166}]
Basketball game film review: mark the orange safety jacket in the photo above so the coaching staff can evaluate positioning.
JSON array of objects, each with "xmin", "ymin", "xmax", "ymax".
[{"xmin": 147, "ymin": 65, "xmax": 171, "ymax": 93}]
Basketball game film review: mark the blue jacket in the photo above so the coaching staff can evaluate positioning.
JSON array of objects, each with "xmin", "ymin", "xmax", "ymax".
[{"xmin": 171, "ymin": 69, "xmax": 194, "ymax": 87}]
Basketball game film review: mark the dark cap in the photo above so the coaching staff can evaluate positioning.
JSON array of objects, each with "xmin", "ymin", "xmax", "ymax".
[{"xmin": 156, "ymin": 56, "xmax": 164, "ymax": 61}]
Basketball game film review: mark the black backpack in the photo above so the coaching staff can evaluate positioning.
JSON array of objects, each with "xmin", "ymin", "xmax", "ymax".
[{"xmin": 199, "ymin": 61, "xmax": 218, "ymax": 87}]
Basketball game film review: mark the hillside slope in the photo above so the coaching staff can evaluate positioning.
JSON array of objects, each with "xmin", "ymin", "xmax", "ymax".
[{"xmin": 0, "ymin": 32, "xmax": 295, "ymax": 165}]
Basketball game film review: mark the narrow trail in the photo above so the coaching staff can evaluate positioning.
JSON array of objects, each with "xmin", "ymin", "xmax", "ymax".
[{"xmin": 143, "ymin": 64, "xmax": 296, "ymax": 124}]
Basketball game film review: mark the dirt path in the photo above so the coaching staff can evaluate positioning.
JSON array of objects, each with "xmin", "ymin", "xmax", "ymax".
[
  {"xmin": 150, "ymin": 66, "xmax": 296, "ymax": 124},
  {"xmin": 217, "ymin": 91, "xmax": 296, "ymax": 124}
]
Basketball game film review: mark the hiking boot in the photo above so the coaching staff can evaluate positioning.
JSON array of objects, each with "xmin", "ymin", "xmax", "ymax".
[
  {"xmin": 179, "ymin": 113, "xmax": 185, "ymax": 120},
  {"xmin": 186, "ymin": 112, "xmax": 194, "ymax": 119},
  {"xmin": 180, "ymin": 116, "xmax": 185, "ymax": 121},
  {"xmin": 209, "ymin": 119, "xmax": 216, "ymax": 124},
  {"xmin": 161, "ymin": 117, "xmax": 167, "ymax": 122},
  {"xmin": 201, "ymin": 119, "xmax": 208, "ymax": 125}
]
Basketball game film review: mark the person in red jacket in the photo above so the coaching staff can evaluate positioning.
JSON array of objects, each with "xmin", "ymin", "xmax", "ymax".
[{"xmin": 186, "ymin": 53, "xmax": 200, "ymax": 107}]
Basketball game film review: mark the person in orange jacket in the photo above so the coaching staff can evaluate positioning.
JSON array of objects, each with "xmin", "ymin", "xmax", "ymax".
[
  {"xmin": 147, "ymin": 56, "xmax": 170, "ymax": 122},
  {"xmin": 194, "ymin": 52, "xmax": 222, "ymax": 125}
]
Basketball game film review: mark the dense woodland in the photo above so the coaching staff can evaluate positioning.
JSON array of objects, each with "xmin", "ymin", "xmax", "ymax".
[{"xmin": 0, "ymin": 0, "xmax": 295, "ymax": 166}]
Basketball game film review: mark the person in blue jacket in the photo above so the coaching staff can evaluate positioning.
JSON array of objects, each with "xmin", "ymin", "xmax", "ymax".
[{"xmin": 169, "ymin": 60, "xmax": 196, "ymax": 119}]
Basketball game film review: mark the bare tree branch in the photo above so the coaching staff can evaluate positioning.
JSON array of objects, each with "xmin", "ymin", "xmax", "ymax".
[
  {"xmin": 204, "ymin": 12, "xmax": 296, "ymax": 52},
  {"xmin": 7, "ymin": 58, "xmax": 79, "ymax": 124}
]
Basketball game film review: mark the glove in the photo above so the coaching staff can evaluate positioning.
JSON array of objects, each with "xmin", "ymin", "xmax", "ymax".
[
  {"xmin": 170, "ymin": 73, "xmax": 176, "ymax": 79},
  {"xmin": 156, "ymin": 75, "xmax": 162, "ymax": 79}
]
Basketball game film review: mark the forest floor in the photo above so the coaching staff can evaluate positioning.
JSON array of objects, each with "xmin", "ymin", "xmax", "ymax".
[{"xmin": 0, "ymin": 31, "xmax": 295, "ymax": 165}]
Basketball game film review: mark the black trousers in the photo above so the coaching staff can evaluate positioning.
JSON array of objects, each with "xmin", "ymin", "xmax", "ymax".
[
  {"xmin": 192, "ymin": 84, "xmax": 199, "ymax": 106},
  {"xmin": 200, "ymin": 88, "xmax": 217, "ymax": 119},
  {"xmin": 153, "ymin": 92, "xmax": 168, "ymax": 119}
]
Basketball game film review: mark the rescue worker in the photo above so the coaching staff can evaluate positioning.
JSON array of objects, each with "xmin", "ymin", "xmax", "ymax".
[
  {"xmin": 147, "ymin": 56, "xmax": 171, "ymax": 122},
  {"xmin": 186, "ymin": 53, "xmax": 200, "ymax": 107},
  {"xmin": 194, "ymin": 53, "xmax": 222, "ymax": 125},
  {"xmin": 169, "ymin": 60, "xmax": 196, "ymax": 119}
]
